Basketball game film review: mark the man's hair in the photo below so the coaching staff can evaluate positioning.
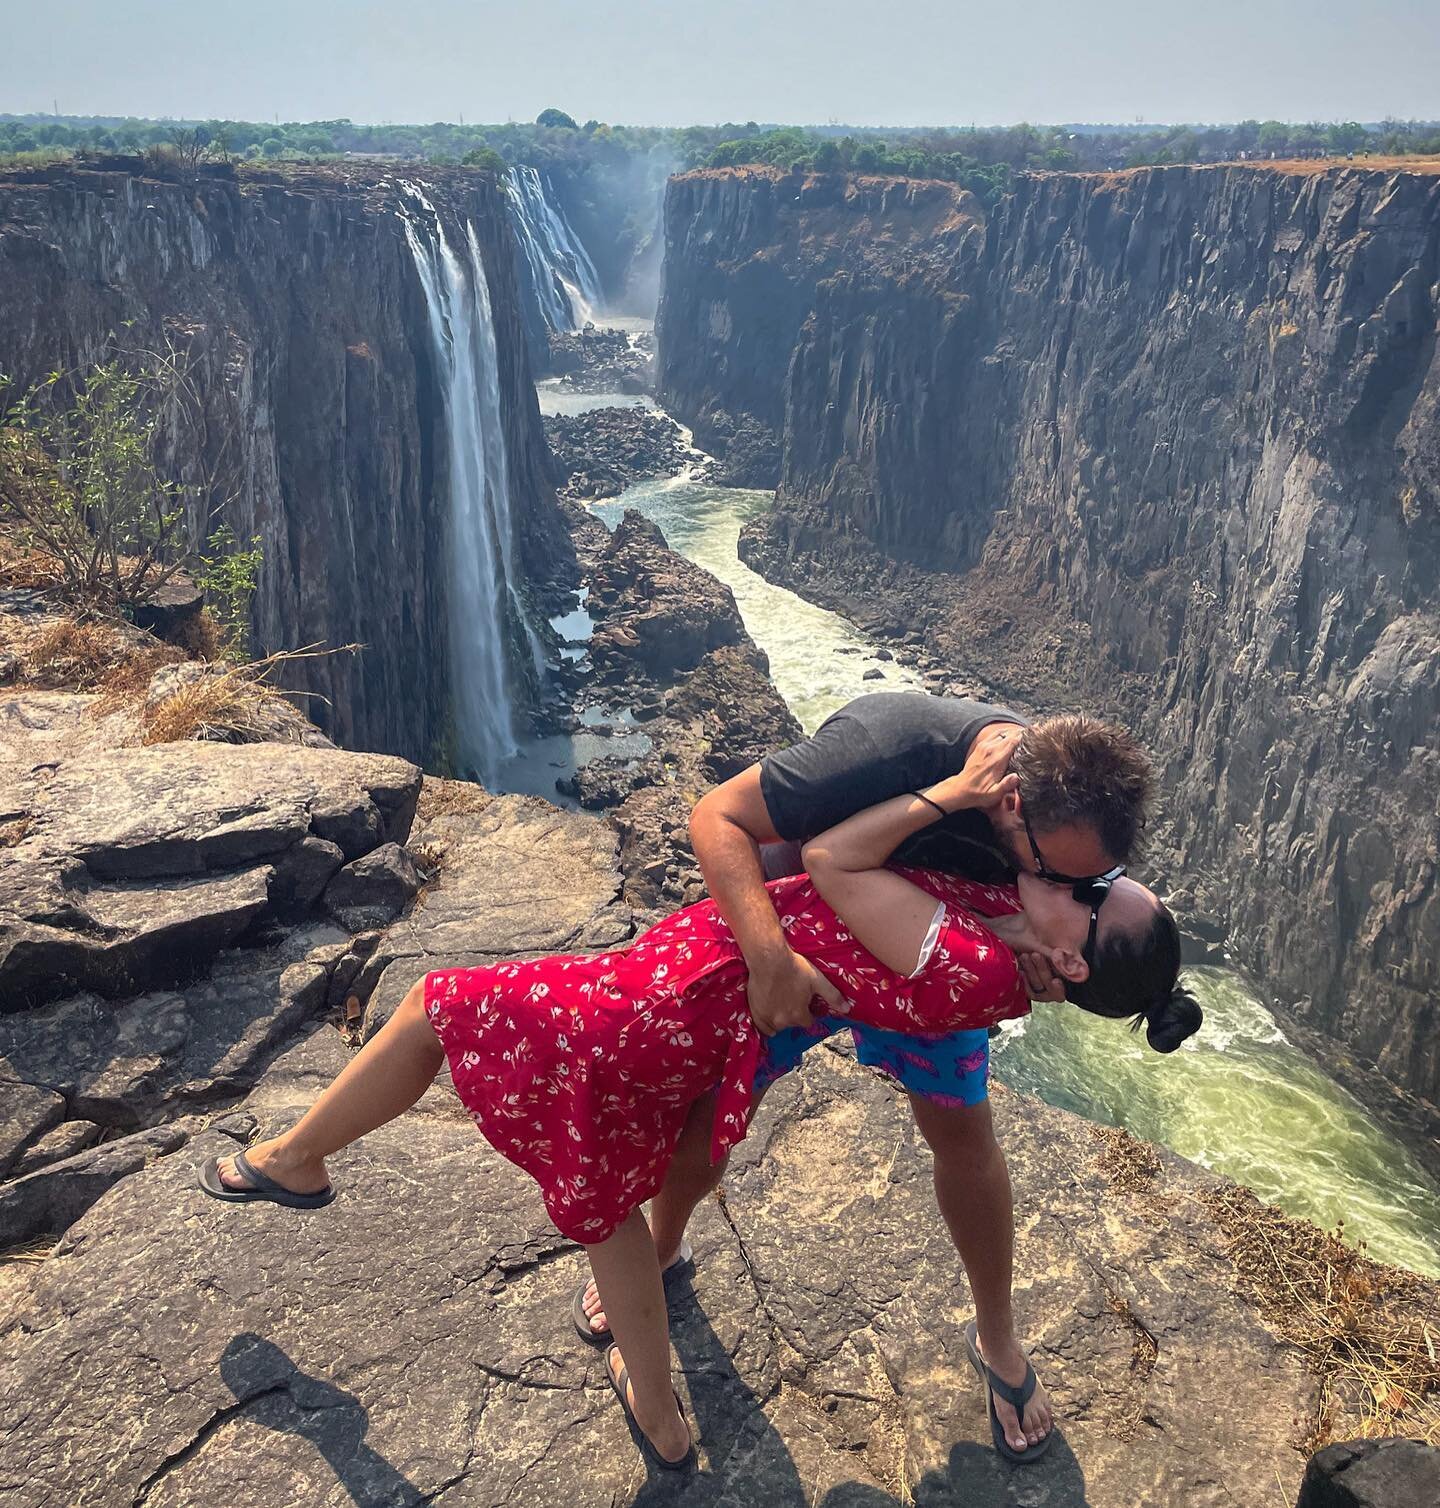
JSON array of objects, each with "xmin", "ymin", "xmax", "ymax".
[
  {"xmin": 1011, "ymin": 714, "xmax": 1153, "ymax": 862},
  {"xmin": 1063, "ymin": 902, "xmax": 1203, "ymax": 1054}
]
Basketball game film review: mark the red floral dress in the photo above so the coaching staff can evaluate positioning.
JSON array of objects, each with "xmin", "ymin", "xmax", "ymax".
[{"xmin": 424, "ymin": 868, "xmax": 1027, "ymax": 1242}]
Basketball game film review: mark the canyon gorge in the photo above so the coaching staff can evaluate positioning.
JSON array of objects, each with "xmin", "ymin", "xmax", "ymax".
[
  {"xmin": 2, "ymin": 145, "xmax": 1438, "ymax": 1506},
  {"xmin": 659, "ymin": 162, "xmax": 1440, "ymax": 1120}
]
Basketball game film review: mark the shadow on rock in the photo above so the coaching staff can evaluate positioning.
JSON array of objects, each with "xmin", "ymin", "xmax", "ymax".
[
  {"xmin": 219, "ymin": 1333, "xmax": 424, "ymax": 1507},
  {"xmin": 823, "ymin": 1439, "xmax": 1091, "ymax": 1508},
  {"xmin": 630, "ymin": 1270, "xmax": 1090, "ymax": 1507}
]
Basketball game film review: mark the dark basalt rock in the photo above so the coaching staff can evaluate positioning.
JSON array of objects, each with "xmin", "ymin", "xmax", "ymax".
[
  {"xmin": 1296, "ymin": 1437, "xmax": 1440, "ymax": 1507},
  {"xmin": 0, "ymin": 739, "xmax": 421, "ymax": 1009},
  {"xmin": 321, "ymin": 842, "xmax": 421, "ymax": 932},
  {"xmin": 543, "ymin": 404, "xmax": 701, "ymax": 501},
  {"xmin": 1, "ymin": 1032, "xmax": 1407, "ymax": 1506},
  {"xmin": 546, "ymin": 324, "xmax": 653, "ymax": 392}
]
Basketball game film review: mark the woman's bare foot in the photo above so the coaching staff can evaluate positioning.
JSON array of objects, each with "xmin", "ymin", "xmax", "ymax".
[
  {"xmin": 977, "ymin": 1333, "xmax": 1053, "ymax": 1452},
  {"xmin": 580, "ymin": 1242, "xmax": 687, "ymax": 1335},
  {"xmin": 216, "ymin": 1136, "xmax": 331, "ymax": 1196},
  {"xmin": 606, "ymin": 1346, "xmax": 691, "ymax": 1465}
]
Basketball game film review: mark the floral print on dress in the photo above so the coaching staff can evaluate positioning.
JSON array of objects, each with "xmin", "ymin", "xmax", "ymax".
[{"xmin": 424, "ymin": 867, "xmax": 1028, "ymax": 1243}]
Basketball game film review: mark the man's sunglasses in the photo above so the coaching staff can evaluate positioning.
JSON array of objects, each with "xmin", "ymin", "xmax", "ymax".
[{"xmin": 1022, "ymin": 809, "xmax": 1127, "ymax": 892}]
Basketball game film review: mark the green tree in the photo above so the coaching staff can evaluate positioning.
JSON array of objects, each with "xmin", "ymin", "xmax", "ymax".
[
  {"xmin": 462, "ymin": 146, "xmax": 507, "ymax": 173},
  {"xmin": 536, "ymin": 108, "xmax": 579, "ymax": 130}
]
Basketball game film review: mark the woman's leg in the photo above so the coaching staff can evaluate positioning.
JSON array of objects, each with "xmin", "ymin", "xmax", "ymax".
[
  {"xmin": 218, "ymin": 979, "xmax": 445, "ymax": 1194},
  {"xmin": 587, "ymin": 1208, "xmax": 691, "ymax": 1463}
]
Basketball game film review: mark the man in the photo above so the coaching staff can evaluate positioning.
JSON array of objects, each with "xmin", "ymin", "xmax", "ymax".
[{"xmin": 575, "ymin": 692, "xmax": 1154, "ymax": 1458}]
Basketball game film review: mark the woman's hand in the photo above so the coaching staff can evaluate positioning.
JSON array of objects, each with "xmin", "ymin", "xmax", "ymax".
[{"xmin": 922, "ymin": 723, "xmax": 1023, "ymax": 814}]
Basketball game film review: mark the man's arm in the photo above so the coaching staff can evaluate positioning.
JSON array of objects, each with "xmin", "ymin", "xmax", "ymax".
[{"xmin": 689, "ymin": 765, "xmax": 845, "ymax": 1035}]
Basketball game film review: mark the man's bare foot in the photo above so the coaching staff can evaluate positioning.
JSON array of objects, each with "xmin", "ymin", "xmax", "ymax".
[
  {"xmin": 579, "ymin": 1242, "xmax": 688, "ymax": 1336},
  {"xmin": 977, "ymin": 1333, "xmax": 1053, "ymax": 1453},
  {"xmin": 216, "ymin": 1137, "xmax": 330, "ymax": 1196},
  {"xmin": 606, "ymin": 1346, "xmax": 691, "ymax": 1465}
]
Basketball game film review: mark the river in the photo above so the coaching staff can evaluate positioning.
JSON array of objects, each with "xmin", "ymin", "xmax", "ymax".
[{"xmin": 584, "ymin": 468, "xmax": 1440, "ymax": 1278}]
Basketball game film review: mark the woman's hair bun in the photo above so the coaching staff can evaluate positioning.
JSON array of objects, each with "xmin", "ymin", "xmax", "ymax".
[{"xmin": 1143, "ymin": 987, "xmax": 1203, "ymax": 1053}]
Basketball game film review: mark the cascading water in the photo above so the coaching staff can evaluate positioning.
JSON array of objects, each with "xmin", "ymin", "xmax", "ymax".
[
  {"xmin": 402, "ymin": 189, "xmax": 544, "ymax": 786},
  {"xmin": 506, "ymin": 164, "xmax": 605, "ymax": 332}
]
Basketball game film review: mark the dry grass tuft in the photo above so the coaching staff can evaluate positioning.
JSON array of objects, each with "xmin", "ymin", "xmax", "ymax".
[
  {"xmin": 1090, "ymin": 1123, "xmax": 1162, "ymax": 1193},
  {"xmin": 22, "ymin": 618, "xmax": 143, "ymax": 690},
  {"xmin": 0, "ymin": 816, "xmax": 31, "ymax": 847},
  {"xmin": 165, "ymin": 606, "xmax": 225, "ymax": 661},
  {"xmin": 1204, "ymin": 1185, "xmax": 1440, "ymax": 1448},
  {"xmin": 139, "ymin": 663, "xmax": 286, "ymax": 744},
  {"xmin": 417, "ymin": 776, "xmax": 492, "ymax": 822},
  {"xmin": 0, "ymin": 533, "xmax": 66, "ymax": 592}
]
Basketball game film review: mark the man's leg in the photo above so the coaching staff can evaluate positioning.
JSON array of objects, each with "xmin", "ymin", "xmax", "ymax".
[{"xmin": 908, "ymin": 1094, "xmax": 1052, "ymax": 1453}]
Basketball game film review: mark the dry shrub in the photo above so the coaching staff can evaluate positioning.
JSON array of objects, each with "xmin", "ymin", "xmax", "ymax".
[
  {"xmin": 1204, "ymin": 1185, "xmax": 1440, "ymax": 1448},
  {"xmin": 88, "ymin": 642, "xmax": 189, "ymax": 715},
  {"xmin": 0, "ymin": 533, "xmax": 65, "ymax": 591},
  {"xmin": 166, "ymin": 606, "xmax": 225, "ymax": 661}
]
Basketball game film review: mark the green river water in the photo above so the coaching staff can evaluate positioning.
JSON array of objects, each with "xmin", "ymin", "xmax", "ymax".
[{"xmin": 592, "ymin": 474, "xmax": 1440, "ymax": 1277}]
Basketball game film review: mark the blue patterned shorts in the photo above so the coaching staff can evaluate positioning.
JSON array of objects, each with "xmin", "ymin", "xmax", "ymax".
[{"xmin": 754, "ymin": 1017, "xmax": 991, "ymax": 1107}]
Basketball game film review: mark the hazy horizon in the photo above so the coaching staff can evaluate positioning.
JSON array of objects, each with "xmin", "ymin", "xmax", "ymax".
[{"xmin": 2, "ymin": 1, "xmax": 1435, "ymax": 130}]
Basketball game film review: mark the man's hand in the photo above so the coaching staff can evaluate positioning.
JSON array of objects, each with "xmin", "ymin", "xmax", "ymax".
[
  {"xmin": 1018, "ymin": 951, "xmax": 1065, "ymax": 1002},
  {"xmin": 747, "ymin": 947, "xmax": 847, "ymax": 1036},
  {"xmin": 923, "ymin": 723, "xmax": 1023, "ymax": 814}
]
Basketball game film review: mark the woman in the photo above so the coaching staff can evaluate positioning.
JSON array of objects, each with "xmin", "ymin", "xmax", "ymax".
[{"xmin": 200, "ymin": 760, "xmax": 1200, "ymax": 1471}]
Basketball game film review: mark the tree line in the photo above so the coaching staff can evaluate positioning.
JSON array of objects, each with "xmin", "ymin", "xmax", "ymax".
[{"xmin": 3, "ymin": 111, "xmax": 1438, "ymax": 203}]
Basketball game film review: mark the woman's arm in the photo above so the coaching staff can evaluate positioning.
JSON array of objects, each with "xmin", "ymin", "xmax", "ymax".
[{"xmin": 800, "ymin": 725, "xmax": 1021, "ymax": 976}]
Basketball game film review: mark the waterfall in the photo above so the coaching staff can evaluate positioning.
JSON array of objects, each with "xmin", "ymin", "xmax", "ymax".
[
  {"xmin": 505, "ymin": 165, "xmax": 605, "ymax": 332},
  {"xmin": 402, "ymin": 190, "xmax": 544, "ymax": 786}
]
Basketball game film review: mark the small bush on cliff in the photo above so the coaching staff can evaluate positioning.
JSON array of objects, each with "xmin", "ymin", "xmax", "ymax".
[
  {"xmin": 0, "ymin": 350, "xmax": 246, "ymax": 616},
  {"xmin": 194, "ymin": 525, "xmax": 262, "ymax": 663},
  {"xmin": 0, "ymin": 363, "xmax": 188, "ymax": 606}
]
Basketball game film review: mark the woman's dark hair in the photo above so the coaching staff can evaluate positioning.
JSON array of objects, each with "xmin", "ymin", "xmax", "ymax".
[{"xmin": 1064, "ymin": 900, "xmax": 1203, "ymax": 1053}]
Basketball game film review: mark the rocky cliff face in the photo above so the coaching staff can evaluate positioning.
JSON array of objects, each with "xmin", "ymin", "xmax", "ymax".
[
  {"xmin": 663, "ymin": 163, "xmax": 1440, "ymax": 1110},
  {"xmin": 656, "ymin": 168, "xmax": 980, "ymax": 485},
  {"xmin": 0, "ymin": 161, "xmax": 570, "ymax": 765}
]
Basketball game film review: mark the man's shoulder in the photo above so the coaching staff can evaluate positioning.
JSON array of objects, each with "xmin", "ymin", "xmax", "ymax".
[{"xmin": 831, "ymin": 691, "xmax": 1027, "ymax": 746}]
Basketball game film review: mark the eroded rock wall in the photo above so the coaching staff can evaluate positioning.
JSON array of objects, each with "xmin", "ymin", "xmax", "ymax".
[
  {"xmin": 663, "ymin": 164, "xmax": 1440, "ymax": 1106},
  {"xmin": 0, "ymin": 162, "xmax": 570, "ymax": 765}
]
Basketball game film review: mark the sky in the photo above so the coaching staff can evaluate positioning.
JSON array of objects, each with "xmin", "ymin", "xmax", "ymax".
[{"xmin": 2, "ymin": 0, "xmax": 1436, "ymax": 129}]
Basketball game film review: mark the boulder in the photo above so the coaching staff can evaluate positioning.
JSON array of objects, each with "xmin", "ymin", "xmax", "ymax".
[
  {"xmin": 1296, "ymin": 1437, "xmax": 1440, "ymax": 1507},
  {"xmin": 0, "ymin": 741, "xmax": 421, "ymax": 1008},
  {"xmin": 128, "ymin": 575, "xmax": 205, "ymax": 640},
  {"xmin": 322, "ymin": 843, "xmax": 421, "ymax": 931},
  {"xmin": 589, "ymin": 510, "xmax": 747, "ymax": 679},
  {"xmin": 0, "ymin": 1122, "xmax": 190, "ymax": 1248}
]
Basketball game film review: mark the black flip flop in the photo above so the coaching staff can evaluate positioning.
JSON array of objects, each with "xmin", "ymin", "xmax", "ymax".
[
  {"xmin": 964, "ymin": 1320, "xmax": 1052, "ymax": 1464},
  {"xmin": 603, "ymin": 1344, "xmax": 696, "ymax": 1473},
  {"xmin": 198, "ymin": 1150, "xmax": 336, "ymax": 1209},
  {"xmin": 571, "ymin": 1239, "xmax": 694, "ymax": 1346}
]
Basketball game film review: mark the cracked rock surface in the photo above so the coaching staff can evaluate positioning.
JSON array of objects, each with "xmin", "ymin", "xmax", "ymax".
[
  {"xmin": 1, "ymin": 1029, "xmax": 1329, "ymax": 1507},
  {"xmin": 0, "ymin": 739, "xmax": 421, "ymax": 1008}
]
